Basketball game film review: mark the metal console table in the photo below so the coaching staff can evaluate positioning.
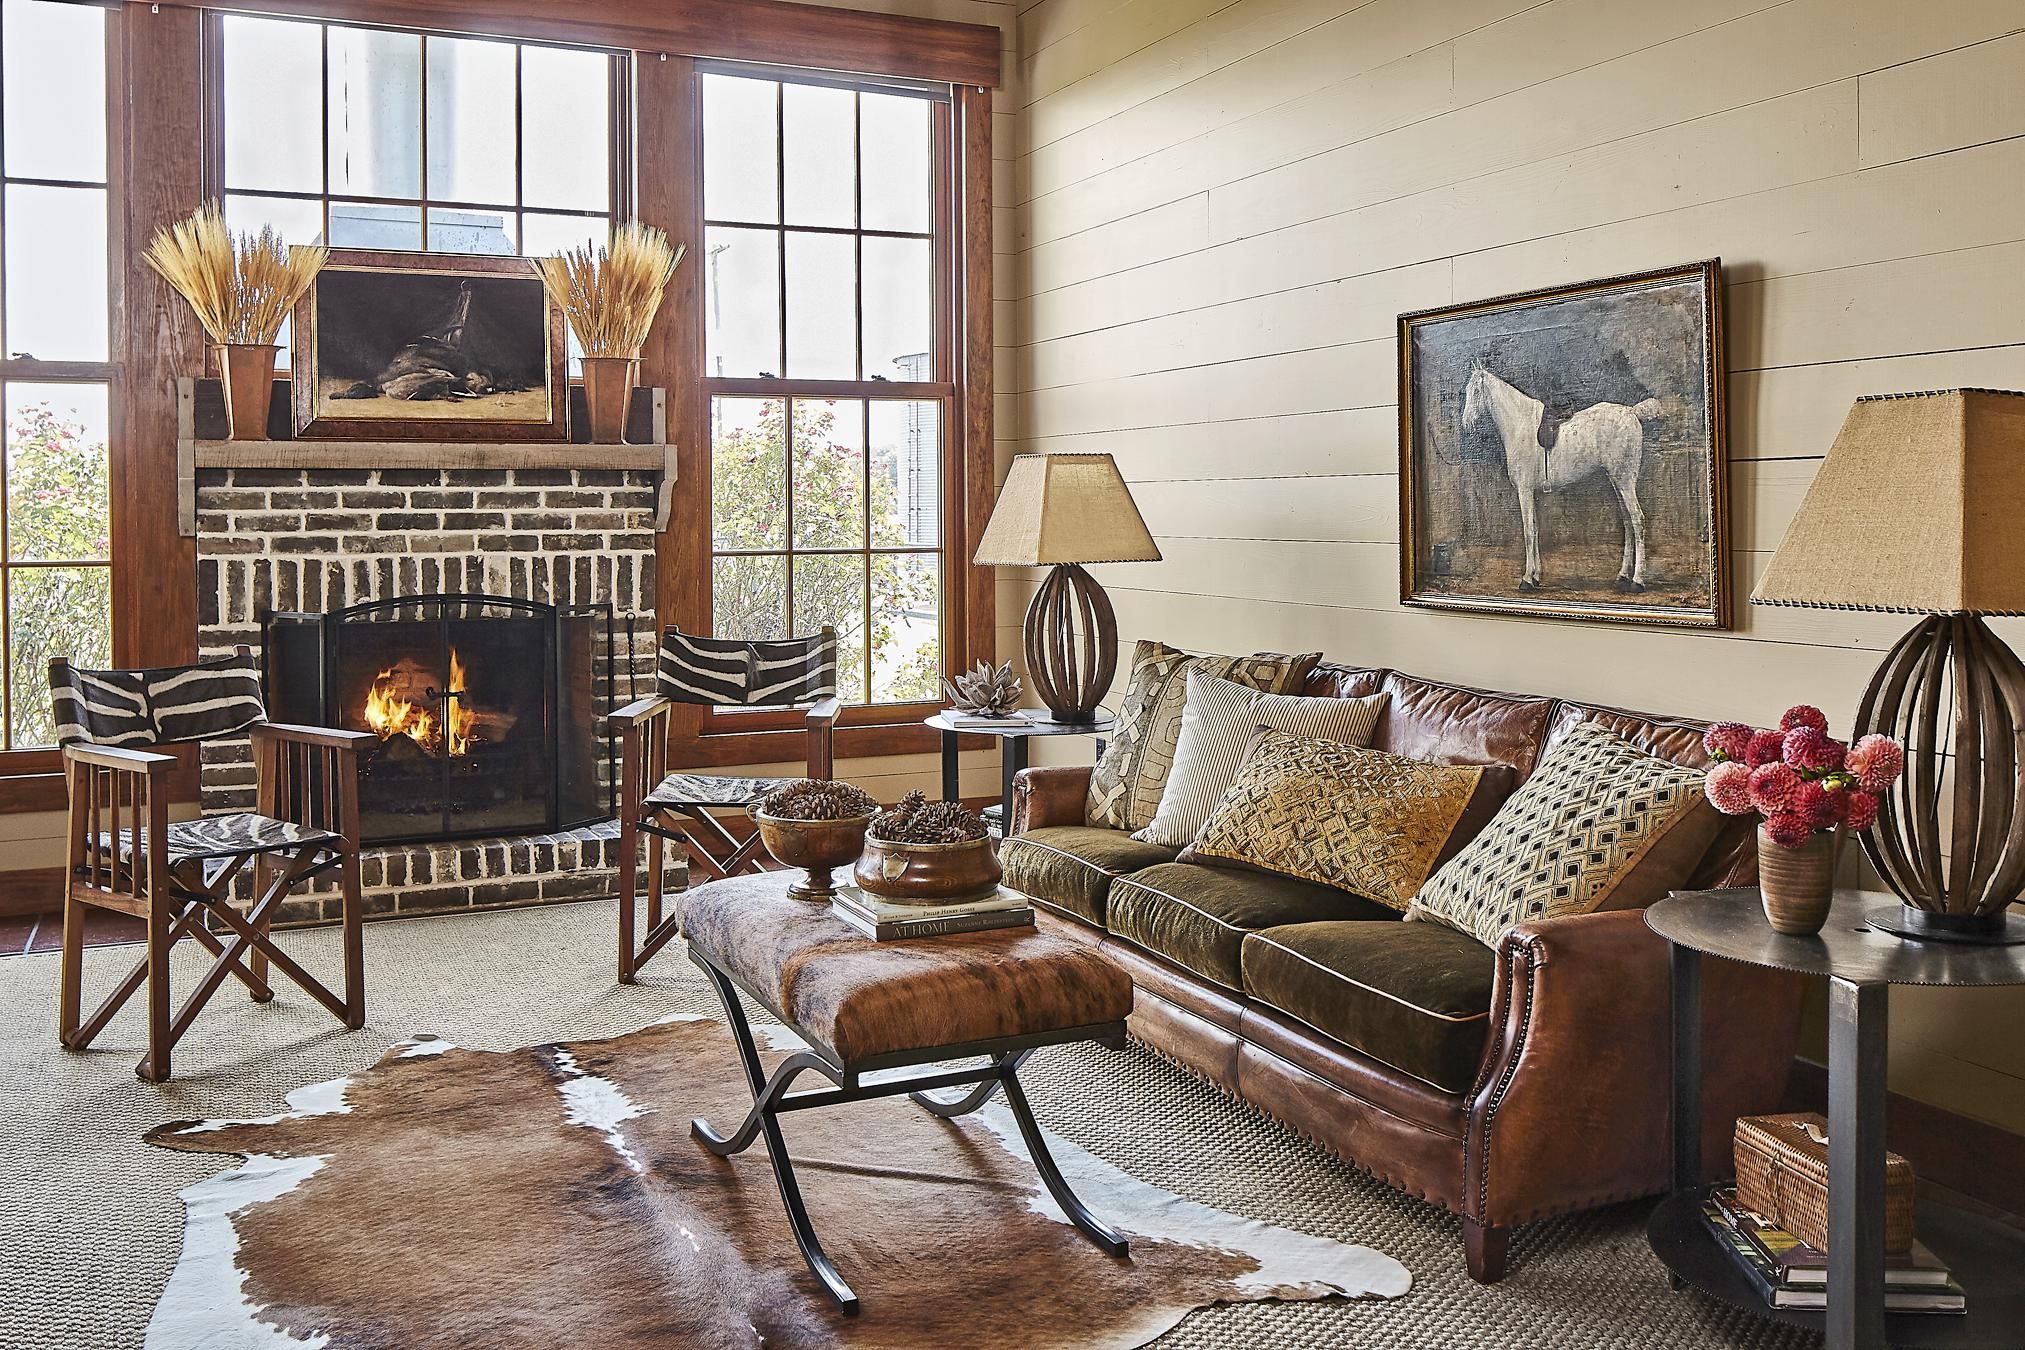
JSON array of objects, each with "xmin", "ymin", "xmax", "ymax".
[{"xmin": 1647, "ymin": 889, "xmax": 2025, "ymax": 1349}]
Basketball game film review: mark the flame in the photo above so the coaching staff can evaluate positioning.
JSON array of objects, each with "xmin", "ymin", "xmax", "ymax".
[{"xmin": 361, "ymin": 649, "xmax": 476, "ymax": 756}]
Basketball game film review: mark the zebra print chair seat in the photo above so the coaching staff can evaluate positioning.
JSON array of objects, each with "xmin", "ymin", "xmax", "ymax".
[
  {"xmin": 612, "ymin": 626, "xmax": 842, "ymax": 982},
  {"xmin": 50, "ymin": 647, "xmax": 374, "ymax": 1083}
]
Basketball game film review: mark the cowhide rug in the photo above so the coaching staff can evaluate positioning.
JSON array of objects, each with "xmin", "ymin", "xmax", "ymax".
[{"xmin": 144, "ymin": 1016, "xmax": 1409, "ymax": 1349}]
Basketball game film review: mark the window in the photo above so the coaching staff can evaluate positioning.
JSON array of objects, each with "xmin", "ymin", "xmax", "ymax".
[
  {"xmin": 702, "ymin": 70, "xmax": 950, "ymax": 708},
  {"xmin": 1, "ymin": 0, "xmax": 112, "ymax": 750},
  {"xmin": 216, "ymin": 16, "xmax": 622, "ymax": 261}
]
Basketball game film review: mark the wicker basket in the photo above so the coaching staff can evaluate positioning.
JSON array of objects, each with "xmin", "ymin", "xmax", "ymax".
[{"xmin": 1734, "ymin": 1112, "xmax": 1916, "ymax": 1255}]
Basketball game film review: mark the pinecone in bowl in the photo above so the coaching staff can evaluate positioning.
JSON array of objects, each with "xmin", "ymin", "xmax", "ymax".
[
  {"xmin": 756, "ymin": 778, "xmax": 878, "ymax": 821},
  {"xmin": 868, "ymin": 790, "xmax": 991, "ymax": 844}
]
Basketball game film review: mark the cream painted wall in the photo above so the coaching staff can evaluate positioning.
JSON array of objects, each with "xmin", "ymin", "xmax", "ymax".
[{"xmin": 1005, "ymin": 0, "xmax": 2025, "ymax": 1132}]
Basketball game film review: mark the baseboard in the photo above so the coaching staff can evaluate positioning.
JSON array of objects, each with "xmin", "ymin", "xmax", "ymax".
[
  {"xmin": 0, "ymin": 867, "xmax": 62, "ymax": 918},
  {"xmin": 1784, "ymin": 1058, "xmax": 2025, "ymax": 1221}
]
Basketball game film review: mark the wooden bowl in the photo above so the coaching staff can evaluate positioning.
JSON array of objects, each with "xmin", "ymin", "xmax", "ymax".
[
  {"xmin": 754, "ymin": 810, "xmax": 875, "ymax": 902},
  {"xmin": 854, "ymin": 834, "xmax": 1002, "ymax": 905}
]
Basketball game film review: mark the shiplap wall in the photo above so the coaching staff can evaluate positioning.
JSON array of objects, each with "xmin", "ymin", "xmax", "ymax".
[{"xmin": 1005, "ymin": 0, "xmax": 2025, "ymax": 1132}]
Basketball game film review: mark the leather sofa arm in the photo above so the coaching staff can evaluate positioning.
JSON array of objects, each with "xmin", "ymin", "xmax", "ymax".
[
  {"xmin": 1010, "ymin": 765, "xmax": 1093, "ymax": 835},
  {"xmin": 1462, "ymin": 908, "xmax": 1802, "ymax": 1229}
]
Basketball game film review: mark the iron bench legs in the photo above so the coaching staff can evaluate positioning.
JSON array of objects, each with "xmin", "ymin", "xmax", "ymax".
[{"xmin": 688, "ymin": 954, "xmax": 1128, "ymax": 1315}]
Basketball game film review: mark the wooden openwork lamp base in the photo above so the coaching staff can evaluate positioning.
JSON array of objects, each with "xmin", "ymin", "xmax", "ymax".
[
  {"xmin": 1857, "ymin": 612, "xmax": 2025, "ymax": 945},
  {"xmin": 1022, "ymin": 563, "xmax": 1116, "ymax": 723}
]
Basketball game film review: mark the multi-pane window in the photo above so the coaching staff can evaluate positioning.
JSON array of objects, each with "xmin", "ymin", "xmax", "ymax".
[
  {"xmin": 702, "ymin": 69, "xmax": 949, "ymax": 707},
  {"xmin": 1, "ymin": 0, "xmax": 111, "ymax": 749},
  {"xmin": 217, "ymin": 16, "xmax": 620, "ymax": 262}
]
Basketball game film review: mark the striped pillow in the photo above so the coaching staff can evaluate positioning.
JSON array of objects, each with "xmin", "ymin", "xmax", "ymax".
[
  {"xmin": 657, "ymin": 628, "xmax": 838, "ymax": 707},
  {"xmin": 1131, "ymin": 672, "xmax": 1388, "ymax": 849},
  {"xmin": 50, "ymin": 649, "xmax": 267, "ymax": 748}
]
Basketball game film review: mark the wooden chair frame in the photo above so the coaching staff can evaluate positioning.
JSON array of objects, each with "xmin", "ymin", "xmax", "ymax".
[
  {"xmin": 56, "ymin": 717, "xmax": 374, "ymax": 1082},
  {"xmin": 612, "ymin": 692, "xmax": 839, "ymax": 983}
]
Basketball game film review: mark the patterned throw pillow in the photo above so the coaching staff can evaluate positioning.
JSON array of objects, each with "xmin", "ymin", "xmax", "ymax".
[
  {"xmin": 1408, "ymin": 721, "xmax": 1711, "ymax": 947},
  {"xmin": 1179, "ymin": 730, "xmax": 1490, "ymax": 912},
  {"xmin": 1132, "ymin": 673, "xmax": 1388, "ymax": 849},
  {"xmin": 1084, "ymin": 642, "xmax": 1321, "ymax": 832}
]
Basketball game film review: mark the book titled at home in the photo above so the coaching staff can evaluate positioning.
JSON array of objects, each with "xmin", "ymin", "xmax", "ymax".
[
  {"xmin": 1709, "ymin": 1188, "xmax": 1953, "ymax": 1289},
  {"xmin": 831, "ymin": 885, "xmax": 1034, "ymax": 942},
  {"xmin": 1700, "ymin": 1195, "xmax": 1966, "ymax": 1313}
]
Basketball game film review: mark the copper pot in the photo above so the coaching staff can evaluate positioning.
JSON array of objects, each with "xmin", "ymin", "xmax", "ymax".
[
  {"xmin": 1758, "ymin": 822, "xmax": 1840, "ymax": 935},
  {"xmin": 754, "ymin": 810, "xmax": 873, "ymax": 902},
  {"xmin": 579, "ymin": 355, "xmax": 636, "ymax": 444},
  {"xmin": 854, "ymin": 835, "xmax": 1001, "ymax": 905},
  {"xmin": 218, "ymin": 343, "xmax": 279, "ymax": 441}
]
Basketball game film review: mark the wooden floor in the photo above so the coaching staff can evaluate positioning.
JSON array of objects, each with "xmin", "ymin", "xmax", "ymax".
[{"xmin": 0, "ymin": 909, "xmax": 146, "ymax": 957}]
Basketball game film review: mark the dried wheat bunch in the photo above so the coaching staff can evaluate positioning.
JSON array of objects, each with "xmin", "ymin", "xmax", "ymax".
[
  {"xmin": 142, "ymin": 203, "xmax": 326, "ymax": 346},
  {"xmin": 535, "ymin": 221, "xmax": 685, "ymax": 359}
]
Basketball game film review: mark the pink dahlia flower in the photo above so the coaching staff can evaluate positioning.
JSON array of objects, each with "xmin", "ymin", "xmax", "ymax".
[
  {"xmin": 1792, "ymin": 779, "xmax": 1844, "ymax": 829},
  {"xmin": 1703, "ymin": 721, "xmax": 1755, "ymax": 763},
  {"xmin": 1749, "ymin": 762, "xmax": 1802, "ymax": 813},
  {"xmin": 1846, "ymin": 734, "xmax": 1906, "ymax": 793},
  {"xmin": 1779, "ymin": 705, "xmax": 1830, "ymax": 734},
  {"xmin": 1782, "ymin": 726, "xmax": 1845, "ymax": 774},
  {"xmin": 1705, "ymin": 761, "xmax": 1754, "ymax": 815},
  {"xmin": 1764, "ymin": 811, "xmax": 1815, "ymax": 849},
  {"xmin": 1842, "ymin": 789, "xmax": 1881, "ymax": 831},
  {"xmin": 1745, "ymin": 729, "xmax": 1787, "ymax": 768}
]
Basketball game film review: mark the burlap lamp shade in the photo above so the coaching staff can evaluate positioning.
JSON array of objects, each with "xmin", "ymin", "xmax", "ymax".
[
  {"xmin": 1752, "ymin": 388, "xmax": 2025, "ymax": 942},
  {"xmin": 975, "ymin": 454, "xmax": 1161, "ymax": 722}
]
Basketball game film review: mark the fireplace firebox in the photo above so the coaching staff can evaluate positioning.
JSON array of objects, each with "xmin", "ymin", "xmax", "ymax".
[{"xmin": 265, "ymin": 595, "xmax": 614, "ymax": 846}]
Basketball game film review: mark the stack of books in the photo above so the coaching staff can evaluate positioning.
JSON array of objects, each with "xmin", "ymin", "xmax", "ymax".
[
  {"xmin": 940, "ymin": 708, "xmax": 1026, "ymax": 730},
  {"xmin": 831, "ymin": 884, "xmax": 1034, "ymax": 942},
  {"xmin": 1701, "ymin": 1187, "xmax": 1965, "ymax": 1314}
]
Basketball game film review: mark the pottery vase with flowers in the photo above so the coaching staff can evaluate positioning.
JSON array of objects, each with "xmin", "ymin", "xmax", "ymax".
[{"xmin": 1702, "ymin": 706, "xmax": 1907, "ymax": 935}]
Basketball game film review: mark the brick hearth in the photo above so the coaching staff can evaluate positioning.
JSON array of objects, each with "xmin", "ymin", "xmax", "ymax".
[{"xmin": 194, "ymin": 464, "xmax": 677, "ymax": 924}]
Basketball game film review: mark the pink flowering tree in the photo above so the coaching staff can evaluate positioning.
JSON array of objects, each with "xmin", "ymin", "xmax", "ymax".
[{"xmin": 1702, "ymin": 705, "xmax": 1905, "ymax": 849}]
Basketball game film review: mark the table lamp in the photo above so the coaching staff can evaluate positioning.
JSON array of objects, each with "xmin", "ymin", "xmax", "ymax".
[
  {"xmin": 974, "ymin": 453, "xmax": 1161, "ymax": 722},
  {"xmin": 1752, "ymin": 388, "xmax": 2025, "ymax": 944}
]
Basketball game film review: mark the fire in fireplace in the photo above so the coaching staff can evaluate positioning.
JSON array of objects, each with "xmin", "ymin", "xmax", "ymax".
[{"xmin": 264, "ymin": 594, "xmax": 613, "ymax": 846}]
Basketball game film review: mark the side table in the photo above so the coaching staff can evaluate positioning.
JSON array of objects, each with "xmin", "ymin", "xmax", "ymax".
[
  {"xmin": 1647, "ymin": 888, "xmax": 2025, "ymax": 1349},
  {"xmin": 927, "ymin": 709, "xmax": 1114, "ymax": 833}
]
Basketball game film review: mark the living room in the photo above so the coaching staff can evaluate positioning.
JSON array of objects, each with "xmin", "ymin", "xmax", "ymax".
[{"xmin": 2, "ymin": 0, "xmax": 2022, "ymax": 1346}]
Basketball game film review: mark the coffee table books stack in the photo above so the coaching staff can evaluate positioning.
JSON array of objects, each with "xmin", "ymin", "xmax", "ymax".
[
  {"xmin": 830, "ymin": 884, "xmax": 1035, "ymax": 942},
  {"xmin": 1701, "ymin": 1188, "xmax": 1965, "ymax": 1315}
]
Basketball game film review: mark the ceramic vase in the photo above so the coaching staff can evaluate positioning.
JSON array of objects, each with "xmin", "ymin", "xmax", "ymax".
[
  {"xmin": 580, "ymin": 355, "xmax": 636, "ymax": 444},
  {"xmin": 218, "ymin": 343, "xmax": 279, "ymax": 441},
  {"xmin": 1758, "ymin": 822, "xmax": 1839, "ymax": 935}
]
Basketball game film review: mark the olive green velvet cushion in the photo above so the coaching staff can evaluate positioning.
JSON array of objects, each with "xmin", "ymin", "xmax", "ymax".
[
  {"xmin": 1107, "ymin": 861, "xmax": 1396, "ymax": 991},
  {"xmin": 998, "ymin": 826, "xmax": 1178, "ymax": 927},
  {"xmin": 1241, "ymin": 920, "xmax": 1496, "ymax": 1093}
]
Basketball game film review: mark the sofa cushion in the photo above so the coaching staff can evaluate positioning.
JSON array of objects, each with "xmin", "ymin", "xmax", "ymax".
[
  {"xmin": 1410, "ymin": 721, "xmax": 1714, "ymax": 946},
  {"xmin": 1241, "ymin": 920, "xmax": 1496, "ymax": 1093},
  {"xmin": 1084, "ymin": 641, "xmax": 1321, "ymax": 831},
  {"xmin": 1108, "ymin": 861, "xmax": 1396, "ymax": 990},
  {"xmin": 999, "ymin": 826, "xmax": 1178, "ymax": 926},
  {"xmin": 1179, "ymin": 730, "xmax": 1494, "ymax": 912},
  {"xmin": 1371, "ymin": 672, "xmax": 1557, "ymax": 780}
]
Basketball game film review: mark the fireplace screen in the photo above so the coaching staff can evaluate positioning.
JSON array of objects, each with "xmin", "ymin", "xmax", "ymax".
[{"xmin": 265, "ymin": 595, "xmax": 613, "ymax": 845}]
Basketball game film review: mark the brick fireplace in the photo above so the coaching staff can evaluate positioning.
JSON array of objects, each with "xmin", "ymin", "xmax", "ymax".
[{"xmin": 194, "ymin": 459, "xmax": 676, "ymax": 925}]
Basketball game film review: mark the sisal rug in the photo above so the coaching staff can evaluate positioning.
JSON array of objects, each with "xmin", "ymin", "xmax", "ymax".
[
  {"xmin": 0, "ymin": 899, "xmax": 1818, "ymax": 1348},
  {"xmin": 143, "ymin": 1017, "xmax": 1406, "ymax": 1348}
]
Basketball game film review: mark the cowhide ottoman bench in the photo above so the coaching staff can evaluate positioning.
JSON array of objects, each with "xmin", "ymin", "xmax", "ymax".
[{"xmin": 678, "ymin": 870, "xmax": 1137, "ymax": 1314}]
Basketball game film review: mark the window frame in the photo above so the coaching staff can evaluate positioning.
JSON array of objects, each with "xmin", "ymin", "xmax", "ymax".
[
  {"xmin": 0, "ymin": 2, "xmax": 121, "ymax": 779},
  {"xmin": 697, "ymin": 64, "xmax": 957, "ymax": 730}
]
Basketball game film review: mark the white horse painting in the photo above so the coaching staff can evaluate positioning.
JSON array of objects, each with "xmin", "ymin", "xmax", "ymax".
[{"xmin": 1459, "ymin": 364, "xmax": 1663, "ymax": 593}]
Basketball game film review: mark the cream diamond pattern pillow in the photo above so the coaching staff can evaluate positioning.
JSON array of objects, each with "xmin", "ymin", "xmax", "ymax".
[{"xmin": 1408, "ymin": 720, "xmax": 1710, "ymax": 947}]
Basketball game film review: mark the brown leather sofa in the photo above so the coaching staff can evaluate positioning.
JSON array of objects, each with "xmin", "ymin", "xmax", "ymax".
[{"xmin": 1002, "ymin": 662, "xmax": 1804, "ymax": 1283}]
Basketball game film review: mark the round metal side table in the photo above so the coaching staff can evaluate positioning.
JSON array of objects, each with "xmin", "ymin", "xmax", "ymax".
[
  {"xmin": 925, "ymin": 709, "xmax": 1115, "ymax": 835},
  {"xmin": 1647, "ymin": 888, "xmax": 2025, "ymax": 1349}
]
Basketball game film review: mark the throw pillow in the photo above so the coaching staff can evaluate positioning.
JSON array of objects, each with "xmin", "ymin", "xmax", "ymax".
[
  {"xmin": 1179, "ymin": 729, "xmax": 1492, "ymax": 912},
  {"xmin": 1084, "ymin": 641, "xmax": 1321, "ymax": 831},
  {"xmin": 1132, "ymin": 672, "xmax": 1388, "ymax": 849},
  {"xmin": 1408, "ymin": 720, "xmax": 1712, "ymax": 947}
]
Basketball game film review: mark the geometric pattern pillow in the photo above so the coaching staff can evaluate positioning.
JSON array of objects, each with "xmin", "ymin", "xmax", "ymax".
[
  {"xmin": 1408, "ymin": 720, "xmax": 1711, "ymax": 947},
  {"xmin": 1084, "ymin": 641, "xmax": 1320, "ymax": 832},
  {"xmin": 1179, "ymin": 729, "xmax": 1490, "ymax": 912},
  {"xmin": 1131, "ymin": 672, "xmax": 1388, "ymax": 848}
]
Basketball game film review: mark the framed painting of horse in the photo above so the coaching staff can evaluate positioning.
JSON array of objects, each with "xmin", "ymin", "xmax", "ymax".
[{"xmin": 1398, "ymin": 259, "xmax": 1728, "ymax": 628}]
